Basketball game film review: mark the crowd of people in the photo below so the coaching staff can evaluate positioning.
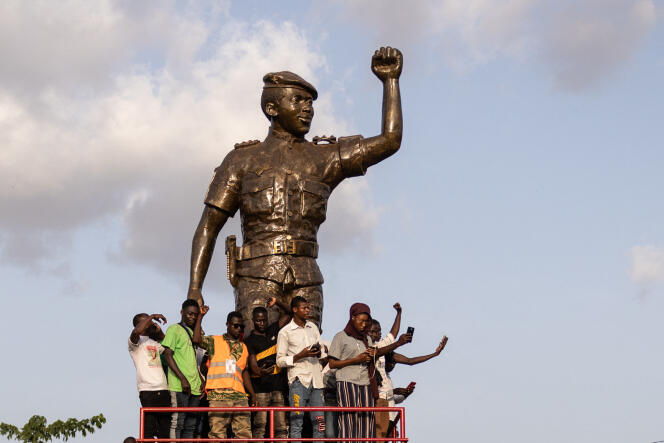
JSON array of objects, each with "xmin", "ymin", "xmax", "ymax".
[{"xmin": 127, "ymin": 297, "xmax": 448, "ymax": 442}]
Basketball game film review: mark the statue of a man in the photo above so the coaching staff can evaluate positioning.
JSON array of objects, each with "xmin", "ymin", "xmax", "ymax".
[{"xmin": 188, "ymin": 47, "xmax": 403, "ymax": 329}]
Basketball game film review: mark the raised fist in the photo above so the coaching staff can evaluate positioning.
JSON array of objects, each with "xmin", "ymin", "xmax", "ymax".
[
  {"xmin": 188, "ymin": 288, "xmax": 204, "ymax": 306},
  {"xmin": 371, "ymin": 46, "xmax": 403, "ymax": 82}
]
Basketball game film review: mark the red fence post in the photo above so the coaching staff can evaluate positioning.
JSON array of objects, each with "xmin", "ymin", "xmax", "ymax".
[{"xmin": 139, "ymin": 407, "xmax": 144, "ymax": 440}]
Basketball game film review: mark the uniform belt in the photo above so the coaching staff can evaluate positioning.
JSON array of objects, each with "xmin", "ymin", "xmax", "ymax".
[{"xmin": 235, "ymin": 239, "xmax": 318, "ymax": 260}]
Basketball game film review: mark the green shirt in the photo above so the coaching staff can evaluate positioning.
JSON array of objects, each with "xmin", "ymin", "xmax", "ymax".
[
  {"xmin": 161, "ymin": 324, "xmax": 202, "ymax": 395},
  {"xmin": 203, "ymin": 334, "xmax": 248, "ymax": 401}
]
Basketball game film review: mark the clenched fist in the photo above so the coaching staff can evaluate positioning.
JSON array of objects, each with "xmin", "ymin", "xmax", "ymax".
[{"xmin": 372, "ymin": 46, "xmax": 403, "ymax": 82}]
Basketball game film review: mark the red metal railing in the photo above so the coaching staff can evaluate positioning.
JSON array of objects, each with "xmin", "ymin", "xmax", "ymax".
[{"xmin": 138, "ymin": 406, "xmax": 407, "ymax": 442}]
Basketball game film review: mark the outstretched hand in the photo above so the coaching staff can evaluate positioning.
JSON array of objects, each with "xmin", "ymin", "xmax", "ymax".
[
  {"xmin": 393, "ymin": 302, "xmax": 402, "ymax": 313},
  {"xmin": 371, "ymin": 46, "xmax": 403, "ymax": 82},
  {"xmin": 200, "ymin": 305, "xmax": 210, "ymax": 317},
  {"xmin": 267, "ymin": 296, "xmax": 277, "ymax": 308},
  {"xmin": 435, "ymin": 336, "xmax": 448, "ymax": 355}
]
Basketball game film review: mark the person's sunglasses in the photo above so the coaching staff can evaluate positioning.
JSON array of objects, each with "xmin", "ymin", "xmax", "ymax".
[{"xmin": 231, "ymin": 323, "xmax": 245, "ymax": 330}]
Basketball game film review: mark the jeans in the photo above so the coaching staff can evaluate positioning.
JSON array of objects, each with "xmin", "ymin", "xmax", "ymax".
[
  {"xmin": 139, "ymin": 390, "xmax": 171, "ymax": 439},
  {"xmin": 169, "ymin": 391, "xmax": 201, "ymax": 439},
  {"xmin": 289, "ymin": 379, "xmax": 325, "ymax": 442}
]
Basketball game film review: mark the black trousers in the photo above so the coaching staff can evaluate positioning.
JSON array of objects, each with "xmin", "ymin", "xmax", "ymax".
[{"xmin": 139, "ymin": 390, "xmax": 171, "ymax": 439}]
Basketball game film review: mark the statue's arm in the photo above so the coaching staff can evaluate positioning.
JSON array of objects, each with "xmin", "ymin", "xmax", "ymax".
[
  {"xmin": 187, "ymin": 205, "xmax": 229, "ymax": 305},
  {"xmin": 362, "ymin": 46, "xmax": 403, "ymax": 169}
]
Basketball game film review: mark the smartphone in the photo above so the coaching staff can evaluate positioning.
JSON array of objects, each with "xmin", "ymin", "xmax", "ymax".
[
  {"xmin": 407, "ymin": 381, "xmax": 416, "ymax": 390},
  {"xmin": 309, "ymin": 343, "xmax": 321, "ymax": 352},
  {"xmin": 406, "ymin": 326, "xmax": 415, "ymax": 336}
]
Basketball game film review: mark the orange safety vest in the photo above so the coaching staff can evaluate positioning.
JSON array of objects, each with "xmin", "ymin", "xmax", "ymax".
[{"xmin": 205, "ymin": 335, "xmax": 248, "ymax": 393}]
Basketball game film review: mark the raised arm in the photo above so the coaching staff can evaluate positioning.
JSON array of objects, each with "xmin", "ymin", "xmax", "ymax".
[
  {"xmin": 129, "ymin": 314, "xmax": 166, "ymax": 344},
  {"xmin": 392, "ymin": 336, "xmax": 448, "ymax": 365},
  {"xmin": 267, "ymin": 296, "xmax": 293, "ymax": 329},
  {"xmin": 192, "ymin": 305, "xmax": 209, "ymax": 347},
  {"xmin": 388, "ymin": 303, "xmax": 402, "ymax": 338},
  {"xmin": 188, "ymin": 206, "xmax": 229, "ymax": 305},
  {"xmin": 362, "ymin": 46, "xmax": 403, "ymax": 169}
]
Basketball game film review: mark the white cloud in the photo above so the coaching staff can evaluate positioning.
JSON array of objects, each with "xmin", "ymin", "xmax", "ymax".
[
  {"xmin": 336, "ymin": 0, "xmax": 534, "ymax": 69},
  {"xmin": 0, "ymin": 1, "xmax": 382, "ymax": 281},
  {"xmin": 333, "ymin": 0, "xmax": 659, "ymax": 90},
  {"xmin": 543, "ymin": 0, "xmax": 657, "ymax": 91},
  {"xmin": 629, "ymin": 245, "xmax": 664, "ymax": 285}
]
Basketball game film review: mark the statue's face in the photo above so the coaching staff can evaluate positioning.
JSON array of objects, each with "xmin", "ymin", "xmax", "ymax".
[{"xmin": 273, "ymin": 87, "xmax": 314, "ymax": 136}]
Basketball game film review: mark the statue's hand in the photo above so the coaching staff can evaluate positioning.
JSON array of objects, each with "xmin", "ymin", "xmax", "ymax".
[
  {"xmin": 371, "ymin": 46, "xmax": 402, "ymax": 82},
  {"xmin": 188, "ymin": 287, "xmax": 204, "ymax": 306}
]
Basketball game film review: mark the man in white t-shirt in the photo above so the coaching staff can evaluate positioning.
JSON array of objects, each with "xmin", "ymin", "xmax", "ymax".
[{"xmin": 129, "ymin": 312, "xmax": 170, "ymax": 440}]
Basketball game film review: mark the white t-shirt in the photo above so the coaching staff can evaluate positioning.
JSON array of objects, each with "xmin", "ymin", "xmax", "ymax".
[{"xmin": 128, "ymin": 336, "xmax": 168, "ymax": 392}]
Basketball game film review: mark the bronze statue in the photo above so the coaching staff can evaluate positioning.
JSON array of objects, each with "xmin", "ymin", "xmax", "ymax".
[{"xmin": 188, "ymin": 47, "xmax": 403, "ymax": 330}]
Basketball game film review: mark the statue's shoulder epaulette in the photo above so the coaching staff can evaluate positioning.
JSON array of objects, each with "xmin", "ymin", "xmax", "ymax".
[
  {"xmin": 312, "ymin": 135, "xmax": 337, "ymax": 145},
  {"xmin": 234, "ymin": 139, "xmax": 260, "ymax": 149}
]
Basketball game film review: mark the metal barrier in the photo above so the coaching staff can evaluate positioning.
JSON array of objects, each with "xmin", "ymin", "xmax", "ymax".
[{"xmin": 138, "ymin": 406, "xmax": 407, "ymax": 442}]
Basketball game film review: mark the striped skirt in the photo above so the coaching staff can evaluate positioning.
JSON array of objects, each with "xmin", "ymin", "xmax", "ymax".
[{"xmin": 336, "ymin": 381, "xmax": 375, "ymax": 441}]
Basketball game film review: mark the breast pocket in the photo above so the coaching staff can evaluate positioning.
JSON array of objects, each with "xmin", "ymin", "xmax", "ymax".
[
  {"xmin": 301, "ymin": 180, "xmax": 330, "ymax": 224},
  {"xmin": 240, "ymin": 175, "xmax": 275, "ymax": 215}
]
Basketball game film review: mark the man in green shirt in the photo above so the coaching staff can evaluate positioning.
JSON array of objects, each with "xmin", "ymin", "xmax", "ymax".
[{"xmin": 162, "ymin": 299, "xmax": 203, "ymax": 439}]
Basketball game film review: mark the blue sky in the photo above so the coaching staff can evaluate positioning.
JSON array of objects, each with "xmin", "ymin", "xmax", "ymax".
[{"xmin": 1, "ymin": 1, "xmax": 663, "ymax": 442}]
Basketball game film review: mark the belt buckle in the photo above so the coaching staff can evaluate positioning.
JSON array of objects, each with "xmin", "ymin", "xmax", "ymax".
[{"xmin": 273, "ymin": 240, "xmax": 296, "ymax": 255}]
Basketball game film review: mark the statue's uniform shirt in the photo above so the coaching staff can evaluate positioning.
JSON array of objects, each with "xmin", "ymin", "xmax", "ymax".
[{"xmin": 204, "ymin": 132, "xmax": 366, "ymax": 287}]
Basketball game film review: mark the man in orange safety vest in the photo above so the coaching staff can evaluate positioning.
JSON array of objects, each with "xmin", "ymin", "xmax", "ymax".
[{"xmin": 194, "ymin": 305, "xmax": 257, "ymax": 440}]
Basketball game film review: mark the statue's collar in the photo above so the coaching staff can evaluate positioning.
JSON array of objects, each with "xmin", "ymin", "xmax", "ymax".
[{"xmin": 266, "ymin": 129, "xmax": 306, "ymax": 144}]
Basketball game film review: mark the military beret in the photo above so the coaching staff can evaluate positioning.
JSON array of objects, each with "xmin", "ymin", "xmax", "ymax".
[{"xmin": 262, "ymin": 71, "xmax": 318, "ymax": 100}]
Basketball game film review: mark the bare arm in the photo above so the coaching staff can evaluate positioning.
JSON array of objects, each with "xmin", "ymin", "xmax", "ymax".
[
  {"xmin": 243, "ymin": 367, "xmax": 257, "ymax": 406},
  {"xmin": 129, "ymin": 314, "xmax": 166, "ymax": 344},
  {"xmin": 375, "ymin": 332, "xmax": 412, "ymax": 357},
  {"xmin": 362, "ymin": 47, "xmax": 403, "ymax": 169},
  {"xmin": 388, "ymin": 303, "xmax": 402, "ymax": 338},
  {"xmin": 248, "ymin": 354, "xmax": 261, "ymax": 377},
  {"xmin": 392, "ymin": 337, "xmax": 448, "ymax": 365},
  {"xmin": 163, "ymin": 347, "xmax": 191, "ymax": 395},
  {"xmin": 249, "ymin": 354, "xmax": 275, "ymax": 377},
  {"xmin": 267, "ymin": 297, "xmax": 293, "ymax": 329},
  {"xmin": 328, "ymin": 351, "xmax": 370, "ymax": 370},
  {"xmin": 192, "ymin": 305, "xmax": 209, "ymax": 347},
  {"xmin": 188, "ymin": 206, "xmax": 229, "ymax": 305}
]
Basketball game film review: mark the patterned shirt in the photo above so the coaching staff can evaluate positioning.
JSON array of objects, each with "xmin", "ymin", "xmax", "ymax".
[{"xmin": 203, "ymin": 334, "xmax": 248, "ymax": 401}]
